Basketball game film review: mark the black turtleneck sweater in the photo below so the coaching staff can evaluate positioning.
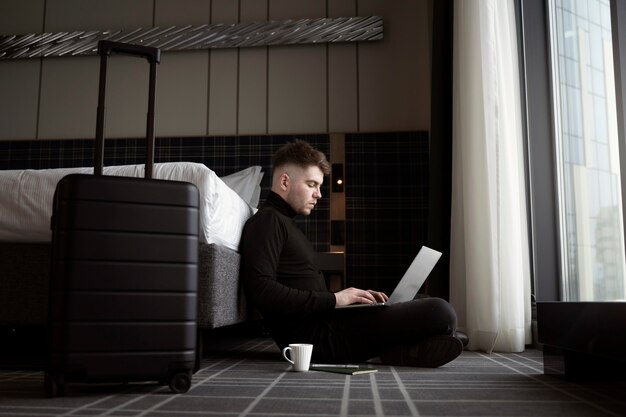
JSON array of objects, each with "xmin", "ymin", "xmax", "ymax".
[
  {"xmin": 240, "ymin": 191, "xmax": 336, "ymax": 342},
  {"xmin": 240, "ymin": 192, "xmax": 458, "ymax": 362}
]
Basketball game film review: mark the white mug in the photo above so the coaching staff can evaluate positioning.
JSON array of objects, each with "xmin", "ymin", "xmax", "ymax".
[{"xmin": 281, "ymin": 343, "xmax": 313, "ymax": 372}]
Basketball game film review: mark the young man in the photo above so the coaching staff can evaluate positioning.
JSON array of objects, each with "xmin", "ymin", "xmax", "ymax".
[{"xmin": 240, "ymin": 140, "xmax": 463, "ymax": 367}]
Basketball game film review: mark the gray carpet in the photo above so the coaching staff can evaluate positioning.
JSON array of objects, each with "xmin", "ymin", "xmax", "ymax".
[{"xmin": 1, "ymin": 337, "xmax": 625, "ymax": 417}]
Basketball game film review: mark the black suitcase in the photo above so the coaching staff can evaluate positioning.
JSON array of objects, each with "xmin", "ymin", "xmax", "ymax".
[{"xmin": 45, "ymin": 40, "xmax": 200, "ymax": 397}]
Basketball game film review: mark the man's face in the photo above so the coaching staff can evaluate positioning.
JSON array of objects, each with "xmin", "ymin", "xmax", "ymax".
[{"xmin": 283, "ymin": 165, "xmax": 324, "ymax": 216}]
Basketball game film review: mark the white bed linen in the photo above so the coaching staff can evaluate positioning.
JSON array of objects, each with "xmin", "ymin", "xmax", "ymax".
[
  {"xmin": 221, "ymin": 166, "xmax": 264, "ymax": 209},
  {"xmin": 0, "ymin": 162, "xmax": 255, "ymax": 251}
]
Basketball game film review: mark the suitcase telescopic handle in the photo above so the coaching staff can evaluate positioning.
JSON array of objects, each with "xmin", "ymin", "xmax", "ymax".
[
  {"xmin": 97, "ymin": 40, "xmax": 161, "ymax": 64},
  {"xmin": 94, "ymin": 40, "xmax": 160, "ymax": 179}
]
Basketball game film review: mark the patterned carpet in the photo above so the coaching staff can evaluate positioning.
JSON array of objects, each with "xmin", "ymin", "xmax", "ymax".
[{"xmin": 1, "ymin": 335, "xmax": 625, "ymax": 417}]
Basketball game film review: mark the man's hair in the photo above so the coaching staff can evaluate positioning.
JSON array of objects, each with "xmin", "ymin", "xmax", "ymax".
[{"xmin": 272, "ymin": 139, "xmax": 330, "ymax": 175}]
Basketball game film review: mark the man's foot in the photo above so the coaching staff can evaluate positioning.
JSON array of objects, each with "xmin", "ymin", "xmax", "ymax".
[
  {"xmin": 455, "ymin": 330, "xmax": 469, "ymax": 349},
  {"xmin": 380, "ymin": 335, "xmax": 463, "ymax": 368}
]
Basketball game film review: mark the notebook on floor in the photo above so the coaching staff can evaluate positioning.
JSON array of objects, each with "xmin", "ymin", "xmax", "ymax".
[{"xmin": 336, "ymin": 246, "xmax": 442, "ymax": 309}]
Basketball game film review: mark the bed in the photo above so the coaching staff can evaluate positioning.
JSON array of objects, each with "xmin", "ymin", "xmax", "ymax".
[{"xmin": 0, "ymin": 162, "xmax": 263, "ymax": 330}]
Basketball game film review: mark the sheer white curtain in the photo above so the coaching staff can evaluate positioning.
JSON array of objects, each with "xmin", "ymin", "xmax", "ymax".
[{"xmin": 450, "ymin": 0, "xmax": 532, "ymax": 353}]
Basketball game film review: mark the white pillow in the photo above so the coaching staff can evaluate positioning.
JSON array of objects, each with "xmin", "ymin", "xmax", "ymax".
[
  {"xmin": 221, "ymin": 166, "xmax": 264, "ymax": 208},
  {"xmin": 0, "ymin": 162, "xmax": 256, "ymax": 251}
]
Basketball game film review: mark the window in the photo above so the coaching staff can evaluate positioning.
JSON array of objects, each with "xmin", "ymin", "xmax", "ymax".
[
  {"xmin": 519, "ymin": 0, "xmax": 626, "ymax": 301},
  {"xmin": 548, "ymin": 0, "xmax": 626, "ymax": 301}
]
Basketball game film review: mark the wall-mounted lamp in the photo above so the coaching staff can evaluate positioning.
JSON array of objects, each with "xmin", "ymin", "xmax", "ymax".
[{"xmin": 332, "ymin": 163, "xmax": 344, "ymax": 193}]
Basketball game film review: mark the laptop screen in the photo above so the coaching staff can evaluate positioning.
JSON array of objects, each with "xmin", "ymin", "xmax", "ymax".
[{"xmin": 386, "ymin": 246, "xmax": 442, "ymax": 304}]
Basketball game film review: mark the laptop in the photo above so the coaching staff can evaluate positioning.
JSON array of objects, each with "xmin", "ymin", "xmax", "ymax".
[{"xmin": 336, "ymin": 246, "xmax": 442, "ymax": 309}]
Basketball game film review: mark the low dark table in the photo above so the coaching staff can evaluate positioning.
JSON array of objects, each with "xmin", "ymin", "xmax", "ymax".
[{"xmin": 537, "ymin": 301, "xmax": 626, "ymax": 379}]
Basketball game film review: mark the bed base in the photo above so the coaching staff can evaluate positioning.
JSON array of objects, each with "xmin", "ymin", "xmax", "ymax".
[{"xmin": 0, "ymin": 241, "xmax": 251, "ymax": 329}]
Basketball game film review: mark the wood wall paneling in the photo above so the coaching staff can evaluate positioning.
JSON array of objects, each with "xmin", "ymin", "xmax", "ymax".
[
  {"xmin": 0, "ymin": 0, "xmax": 45, "ymax": 34},
  {"xmin": 266, "ymin": 0, "xmax": 326, "ymax": 134},
  {"xmin": 0, "ymin": 0, "xmax": 44, "ymax": 140},
  {"xmin": 268, "ymin": 45, "xmax": 327, "ymax": 134},
  {"xmin": 154, "ymin": 0, "xmax": 211, "ymax": 26},
  {"xmin": 207, "ymin": 0, "xmax": 239, "ymax": 136},
  {"xmin": 209, "ymin": 49, "xmax": 239, "ymax": 135},
  {"xmin": 328, "ymin": 0, "xmax": 357, "ymax": 17},
  {"xmin": 156, "ymin": 51, "xmax": 209, "ymax": 137},
  {"xmin": 0, "ymin": 0, "xmax": 431, "ymax": 140},
  {"xmin": 358, "ymin": 0, "xmax": 430, "ymax": 131},
  {"xmin": 39, "ymin": 0, "xmax": 154, "ymax": 139},
  {"xmin": 0, "ymin": 61, "xmax": 41, "ymax": 140},
  {"xmin": 239, "ymin": 47, "xmax": 268, "ymax": 135},
  {"xmin": 38, "ymin": 57, "xmax": 99, "ymax": 140},
  {"xmin": 105, "ymin": 57, "xmax": 150, "ymax": 138},
  {"xmin": 239, "ymin": 0, "xmax": 269, "ymax": 135},
  {"xmin": 329, "ymin": 44, "xmax": 358, "ymax": 133},
  {"xmin": 328, "ymin": 0, "xmax": 358, "ymax": 133},
  {"xmin": 211, "ymin": 0, "xmax": 240, "ymax": 24},
  {"xmin": 240, "ymin": 0, "xmax": 267, "ymax": 23},
  {"xmin": 269, "ymin": 0, "xmax": 326, "ymax": 20},
  {"xmin": 44, "ymin": 0, "xmax": 153, "ymax": 32},
  {"xmin": 154, "ymin": 0, "xmax": 211, "ymax": 137}
]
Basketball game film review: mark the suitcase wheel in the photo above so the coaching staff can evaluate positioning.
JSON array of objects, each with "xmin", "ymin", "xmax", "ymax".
[
  {"xmin": 168, "ymin": 371, "xmax": 192, "ymax": 393},
  {"xmin": 44, "ymin": 372, "xmax": 66, "ymax": 398}
]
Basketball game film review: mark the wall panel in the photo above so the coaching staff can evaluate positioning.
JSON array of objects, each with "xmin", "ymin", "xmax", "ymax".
[
  {"xmin": 266, "ymin": 0, "xmax": 326, "ymax": 134},
  {"xmin": 358, "ymin": 0, "xmax": 431, "ymax": 131},
  {"xmin": 0, "ymin": 0, "xmax": 431, "ymax": 140},
  {"xmin": 0, "ymin": 61, "xmax": 40, "ymax": 140},
  {"xmin": 268, "ymin": 0, "xmax": 327, "ymax": 133},
  {"xmin": 269, "ymin": 0, "xmax": 326, "ymax": 20},
  {"xmin": 239, "ymin": 48, "xmax": 268, "ymax": 134},
  {"xmin": 38, "ymin": 57, "xmax": 99, "ymax": 140},
  {"xmin": 45, "ymin": 0, "xmax": 152, "ymax": 32},
  {"xmin": 39, "ymin": 0, "xmax": 154, "ymax": 139},
  {"xmin": 329, "ymin": 44, "xmax": 358, "ymax": 133},
  {"xmin": 105, "ymin": 57, "xmax": 150, "ymax": 138},
  {"xmin": 328, "ymin": 0, "xmax": 358, "ymax": 133},
  {"xmin": 240, "ymin": 0, "xmax": 267, "ymax": 22},
  {"xmin": 208, "ymin": 49, "xmax": 239, "ymax": 135},
  {"xmin": 328, "ymin": 0, "xmax": 356, "ymax": 16},
  {"xmin": 154, "ymin": 0, "xmax": 211, "ymax": 26},
  {"xmin": 156, "ymin": 51, "xmax": 209, "ymax": 137},
  {"xmin": 239, "ymin": 0, "xmax": 269, "ymax": 134},
  {"xmin": 0, "ymin": 0, "xmax": 45, "ymax": 34},
  {"xmin": 154, "ymin": 0, "xmax": 211, "ymax": 137},
  {"xmin": 0, "ymin": 1, "xmax": 44, "ymax": 141},
  {"xmin": 268, "ymin": 45, "xmax": 327, "ymax": 134},
  {"xmin": 208, "ymin": 0, "xmax": 239, "ymax": 135}
]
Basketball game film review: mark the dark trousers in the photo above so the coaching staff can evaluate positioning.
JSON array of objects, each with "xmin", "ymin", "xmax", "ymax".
[{"xmin": 270, "ymin": 297, "xmax": 458, "ymax": 363}]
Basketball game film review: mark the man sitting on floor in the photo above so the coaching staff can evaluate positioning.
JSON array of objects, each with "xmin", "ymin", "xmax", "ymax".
[{"xmin": 240, "ymin": 139, "xmax": 464, "ymax": 367}]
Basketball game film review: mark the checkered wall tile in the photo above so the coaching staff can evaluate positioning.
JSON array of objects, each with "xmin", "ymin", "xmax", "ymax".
[
  {"xmin": 0, "ymin": 132, "xmax": 428, "ymax": 289},
  {"xmin": 345, "ymin": 132, "xmax": 430, "ymax": 293}
]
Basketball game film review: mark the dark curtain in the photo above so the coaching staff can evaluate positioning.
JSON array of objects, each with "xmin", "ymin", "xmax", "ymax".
[{"xmin": 427, "ymin": 0, "xmax": 454, "ymax": 300}]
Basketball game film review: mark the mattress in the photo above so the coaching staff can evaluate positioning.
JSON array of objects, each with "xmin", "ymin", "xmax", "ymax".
[{"xmin": 0, "ymin": 162, "xmax": 257, "ymax": 252}]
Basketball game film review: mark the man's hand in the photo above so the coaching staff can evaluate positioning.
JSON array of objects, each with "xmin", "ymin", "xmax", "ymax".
[{"xmin": 334, "ymin": 287, "xmax": 389, "ymax": 306}]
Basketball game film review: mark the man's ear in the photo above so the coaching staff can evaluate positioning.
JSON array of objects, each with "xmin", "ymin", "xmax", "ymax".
[{"xmin": 278, "ymin": 172, "xmax": 290, "ymax": 191}]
